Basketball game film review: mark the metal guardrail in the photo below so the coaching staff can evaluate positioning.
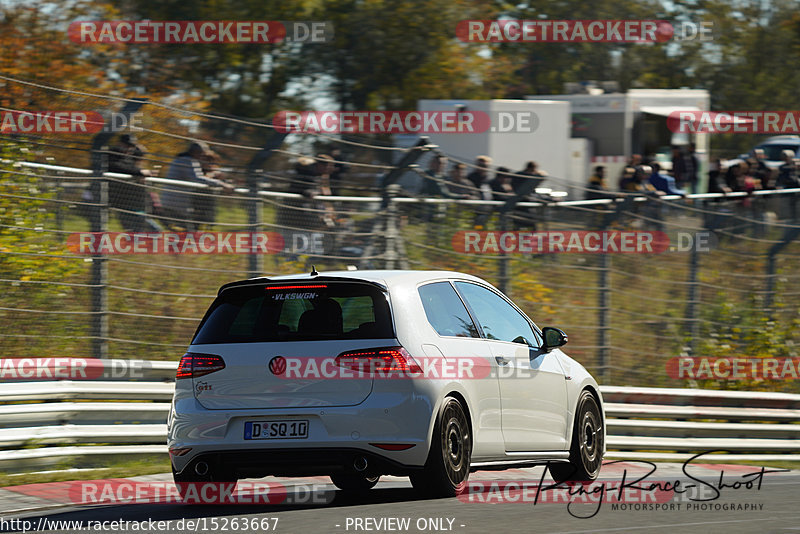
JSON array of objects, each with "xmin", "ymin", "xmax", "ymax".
[{"xmin": 0, "ymin": 361, "xmax": 798, "ymax": 472}]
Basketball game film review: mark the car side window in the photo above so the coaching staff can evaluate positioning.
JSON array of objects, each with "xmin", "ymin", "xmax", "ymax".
[
  {"xmin": 454, "ymin": 282, "xmax": 539, "ymax": 346},
  {"xmin": 418, "ymin": 282, "xmax": 480, "ymax": 338}
]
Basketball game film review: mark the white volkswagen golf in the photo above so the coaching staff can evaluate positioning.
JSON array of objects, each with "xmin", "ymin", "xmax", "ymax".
[{"xmin": 167, "ymin": 270, "xmax": 604, "ymax": 497}]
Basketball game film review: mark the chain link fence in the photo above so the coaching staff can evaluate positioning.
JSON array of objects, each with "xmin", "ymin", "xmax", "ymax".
[{"xmin": 2, "ymin": 76, "xmax": 800, "ymax": 390}]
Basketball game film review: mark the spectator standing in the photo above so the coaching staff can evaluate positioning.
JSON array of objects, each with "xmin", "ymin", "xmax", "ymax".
[
  {"xmin": 684, "ymin": 143, "xmax": 700, "ymax": 193},
  {"xmin": 310, "ymin": 154, "xmax": 338, "ymax": 229},
  {"xmin": 776, "ymin": 149, "xmax": 799, "ymax": 221},
  {"xmin": 194, "ymin": 149, "xmax": 224, "ymax": 230},
  {"xmin": 586, "ymin": 165, "xmax": 611, "ymax": 200},
  {"xmin": 329, "ymin": 148, "xmax": 348, "ymax": 195},
  {"xmin": 160, "ymin": 141, "xmax": 232, "ymax": 231},
  {"xmin": 106, "ymin": 134, "xmax": 159, "ymax": 232},
  {"xmin": 620, "ymin": 154, "xmax": 642, "ymax": 190}
]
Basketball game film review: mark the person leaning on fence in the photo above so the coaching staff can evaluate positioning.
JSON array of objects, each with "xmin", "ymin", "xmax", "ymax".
[
  {"xmin": 735, "ymin": 160, "xmax": 762, "ymax": 209},
  {"xmin": 159, "ymin": 141, "xmax": 233, "ymax": 231},
  {"xmin": 508, "ymin": 161, "xmax": 548, "ymax": 230},
  {"xmin": 420, "ymin": 155, "xmax": 452, "ymax": 197},
  {"xmin": 419, "ymin": 155, "xmax": 459, "ymax": 221},
  {"xmin": 620, "ymin": 154, "xmax": 642, "ymax": 190},
  {"xmin": 776, "ymin": 149, "xmax": 800, "ymax": 221},
  {"xmin": 649, "ymin": 162, "xmax": 686, "ymax": 197},
  {"xmin": 707, "ymin": 158, "xmax": 732, "ymax": 195},
  {"xmin": 752, "ymin": 148, "xmax": 773, "ymax": 190},
  {"xmin": 193, "ymin": 149, "xmax": 224, "ymax": 230},
  {"xmin": 621, "ymin": 164, "xmax": 662, "ymax": 195},
  {"xmin": 312, "ymin": 154, "xmax": 339, "ymax": 229},
  {"xmin": 106, "ymin": 134, "xmax": 161, "ymax": 232},
  {"xmin": 467, "ymin": 156, "xmax": 492, "ymax": 189},
  {"xmin": 329, "ymin": 148, "xmax": 348, "ymax": 196},
  {"xmin": 513, "ymin": 161, "xmax": 547, "ymax": 194},
  {"xmin": 447, "ymin": 163, "xmax": 478, "ymax": 199}
]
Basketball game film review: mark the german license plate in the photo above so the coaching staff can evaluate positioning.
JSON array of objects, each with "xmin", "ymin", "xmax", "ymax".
[{"xmin": 244, "ymin": 420, "xmax": 309, "ymax": 440}]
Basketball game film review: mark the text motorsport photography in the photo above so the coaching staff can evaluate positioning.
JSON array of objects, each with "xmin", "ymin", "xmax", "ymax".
[{"xmin": 459, "ymin": 454, "xmax": 786, "ymax": 519}]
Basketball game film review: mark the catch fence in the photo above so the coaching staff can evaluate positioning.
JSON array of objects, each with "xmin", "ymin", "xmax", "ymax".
[{"xmin": 2, "ymin": 75, "xmax": 800, "ymax": 389}]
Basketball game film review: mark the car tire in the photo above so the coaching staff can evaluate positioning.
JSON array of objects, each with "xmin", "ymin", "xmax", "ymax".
[
  {"xmin": 410, "ymin": 397, "xmax": 472, "ymax": 497},
  {"xmin": 549, "ymin": 390, "xmax": 603, "ymax": 483},
  {"xmin": 330, "ymin": 474, "xmax": 380, "ymax": 491},
  {"xmin": 172, "ymin": 464, "xmax": 237, "ymax": 502}
]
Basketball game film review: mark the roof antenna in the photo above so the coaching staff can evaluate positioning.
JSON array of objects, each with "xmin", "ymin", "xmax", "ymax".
[{"xmin": 310, "ymin": 265, "xmax": 319, "ymax": 276}]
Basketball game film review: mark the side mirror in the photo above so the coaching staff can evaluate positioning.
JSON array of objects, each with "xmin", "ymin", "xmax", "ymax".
[{"xmin": 542, "ymin": 327, "xmax": 568, "ymax": 352}]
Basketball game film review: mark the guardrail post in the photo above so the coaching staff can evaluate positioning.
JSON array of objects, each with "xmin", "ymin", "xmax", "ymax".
[
  {"xmin": 597, "ymin": 252, "xmax": 610, "ymax": 384},
  {"xmin": 89, "ymin": 150, "xmax": 109, "ymax": 359},
  {"xmin": 88, "ymin": 98, "xmax": 146, "ymax": 359},
  {"xmin": 246, "ymin": 175, "xmax": 263, "ymax": 275},
  {"xmin": 55, "ymin": 169, "xmax": 64, "ymax": 232},
  {"xmin": 246, "ymin": 130, "xmax": 288, "ymax": 275},
  {"xmin": 498, "ymin": 213, "xmax": 510, "ymax": 295},
  {"xmin": 384, "ymin": 184, "xmax": 400, "ymax": 269},
  {"xmin": 685, "ymin": 245, "xmax": 700, "ymax": 356}
]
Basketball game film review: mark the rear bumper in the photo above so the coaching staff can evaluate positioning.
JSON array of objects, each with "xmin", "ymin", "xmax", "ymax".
[
  {"xmin": 167, "ymin": 386, "xmax": 437, "ymax": 476},
  {"xmin": 175, "ymin": 447, "xmax": 425, "ymax": 479}
]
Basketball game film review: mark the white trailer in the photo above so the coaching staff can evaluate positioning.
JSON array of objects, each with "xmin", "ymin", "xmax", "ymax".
[
  {"xmin": 397, "ymin": 99, "xmax": 573, "ymax": 194},
  {"xmin": 526, "ymin": 88, "xmax": 710, "ymax": 192}
]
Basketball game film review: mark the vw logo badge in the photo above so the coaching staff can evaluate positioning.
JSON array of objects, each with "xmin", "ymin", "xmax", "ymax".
[{"xmin": 268, "ymin": 356, "xmax": 287, "ymax": 376}]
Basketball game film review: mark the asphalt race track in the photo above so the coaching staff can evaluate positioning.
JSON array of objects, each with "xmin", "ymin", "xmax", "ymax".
[{"xmin": 2, "ymin": 462, "xmax": 798, "ymax": 534}]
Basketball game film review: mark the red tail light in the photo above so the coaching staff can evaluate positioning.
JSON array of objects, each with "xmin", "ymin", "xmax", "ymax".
[
  {"xmin": 335, "ymin": 347, "xmax": 421, "ymax": 374},
  {"xmin": 176, "ymin": 353, "xmax": 225, "ymax": 379}
]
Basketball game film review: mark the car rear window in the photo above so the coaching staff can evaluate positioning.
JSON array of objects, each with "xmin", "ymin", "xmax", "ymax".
[{"xmin": 192, "ymin": 282, "xmax": 393, "ymax": 344}]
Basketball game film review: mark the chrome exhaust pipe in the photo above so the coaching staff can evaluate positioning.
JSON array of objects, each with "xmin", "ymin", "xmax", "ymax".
[
  {"xmin": 353, "ymin": 456, "xmax": 368, "ymax": 472},
  {"xmin": 194, "ymin": 461, "xmax": 209, "ymax": 476}
]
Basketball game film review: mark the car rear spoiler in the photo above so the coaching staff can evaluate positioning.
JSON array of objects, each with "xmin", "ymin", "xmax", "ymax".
[{"xmin": 217, "ymin": 276, "xmax": 388, "ymax": 295}]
